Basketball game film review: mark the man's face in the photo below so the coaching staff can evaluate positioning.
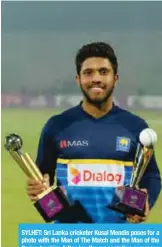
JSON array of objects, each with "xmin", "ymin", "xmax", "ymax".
[{"xmin": 76, "ymin": 57, "xmax": 118, "ymax": 106}]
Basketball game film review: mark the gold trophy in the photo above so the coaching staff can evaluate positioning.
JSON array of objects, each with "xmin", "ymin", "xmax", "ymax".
[
  {"xmin": 5, "ymin": 133, "xmax": 93, "ymax": 223},
  {"xmin": 4, "ymin": 133, "xmax": 70, "ymax": 222},
  {"xmin": 108, "ymin": 128, "xmax": 157, "ymax": 216}
]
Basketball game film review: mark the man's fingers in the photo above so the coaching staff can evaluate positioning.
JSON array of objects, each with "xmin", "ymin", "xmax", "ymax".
[
  {"xmin": 27, "ymin": 179, "xmax": 41, "ymax": 186},
  {"xmin": 29, "ymin": 195, "xmax": 39, "ymax": 202},
  {"xmin": 127, "ymin": 214, "xmax": 146, "ymax": 223},
  {"xmin": 127, "ymin": 217, "xmax": 139, "ymax": 223},
  {"xmin": 27, "ymin": 187, "xmax": 45, "ymax": 196},
  {"xmin": 26, "ymin": 183, "xmax": 46, "ymax": 193},
  {"xmin": 43, "ymin": 174, "xmax": 50, "ymax": 188},
  {"xmin": 43, "ymin": 173, "xmax": 49, "ymax": 181},
  {"xmin": 127, "ymin": 214, "xmax": 145, "ymax": 220},
  {"xmin": 26, "ymin": 174, "xmax": 50, "ymax": 202},
  {"xmin": 27, "ymin": 183, "xmax": 45, "ymax": 191},
  {"xmin": 140, "ymin": 188, "xmax": 150, "ymax": 215},
  {"xmin": 140, "ymin": 188, "xmax": 148, "ymax": 193},
  {"xmin": 26, "ymin": 178, "xmax": 47, "ymax": 199},
  {"xmin": 127, "ymin": 217, "xmax": 137, "ymax": 223}
]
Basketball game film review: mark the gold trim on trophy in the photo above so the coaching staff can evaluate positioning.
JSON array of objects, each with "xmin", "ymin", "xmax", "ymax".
[
  {"xmin": 133, "ymin": 147, "xmax": 153, "ymax": 187},
  {"xmin": 5, "ymin": 134, "xmax": 43, "ymax": 182}
]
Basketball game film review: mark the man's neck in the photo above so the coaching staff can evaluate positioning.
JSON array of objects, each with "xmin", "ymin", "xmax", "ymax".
[{"xmin": 82, "ymin": 97, "xmax": 113, "ymax": 119}]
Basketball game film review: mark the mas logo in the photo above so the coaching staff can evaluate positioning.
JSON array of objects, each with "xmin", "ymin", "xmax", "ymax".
[
  {"xmin": 116, "ymin": 137, "xmax": 131, "ymax": 152},
  {"xmin": 60, "ymin": 140, "xmax": 88, "ymax": 148}
]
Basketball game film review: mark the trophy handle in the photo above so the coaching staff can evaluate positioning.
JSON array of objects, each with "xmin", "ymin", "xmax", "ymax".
[
  {"xmin": 130, "ymin": 146, "xmax": 153, "ymax": 187},
  {"xmin": 23, "ymin": 153, "xmax": 43, "ymax": 181},
  {"xmin": 135, "ymin": 147, "xmax": 153, "ymax": 186},
  {"xmin": 8, "ymin": 149, "xmax": 43, "ymax": 181}
]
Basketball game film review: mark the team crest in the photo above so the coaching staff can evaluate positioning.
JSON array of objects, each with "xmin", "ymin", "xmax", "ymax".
[{"xmin": 116, "ymin": 137, "xmax": 131, "ymax": 152}]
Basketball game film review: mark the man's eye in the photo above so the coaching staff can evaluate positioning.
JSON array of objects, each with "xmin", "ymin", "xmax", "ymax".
[
  {"xmin": 84, "ymin": 70, "xmax": 92, "ymax": 75},
  {"xmin": 99, "ymin": 69, "xmax": 108, "ymax": 75}
]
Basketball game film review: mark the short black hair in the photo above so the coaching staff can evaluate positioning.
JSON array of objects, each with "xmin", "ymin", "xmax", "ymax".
[{"xmin": 75, "ymin": 42, "xmax": 118, "ymax": 75}]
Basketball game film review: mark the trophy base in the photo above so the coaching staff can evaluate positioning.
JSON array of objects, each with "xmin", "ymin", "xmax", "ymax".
[
  {"xmin": 108, "ymin": 202, "xmax": 146, "ymax": 217},
  {"xmin": 34, "ymin": 186, "xmax": 93, "ymax": 223},
  {"xmin": 108, "ymin": 186, "xmax": 147, "ymax": 217},
  {"xmin": 34, "ymin": 186, "xmax": 70, "ymax": 222}
]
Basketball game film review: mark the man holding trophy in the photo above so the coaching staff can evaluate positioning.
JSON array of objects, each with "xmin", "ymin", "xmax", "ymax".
[{"xmin": 6, "ymin": 42, "xmax": 161, "ymax": 223}]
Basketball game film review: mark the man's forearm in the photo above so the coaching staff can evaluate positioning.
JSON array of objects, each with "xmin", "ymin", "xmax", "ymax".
[{"xmin": 140, "ymin": 175, "xmax": 161, "ymax": 209}]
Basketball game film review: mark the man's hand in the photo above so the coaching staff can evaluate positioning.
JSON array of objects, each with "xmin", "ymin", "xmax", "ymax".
[
  {"xmin": 26, "ymin": 174, "xmax": 50, "ymax": 201},
  {"xmin": 127, "ymin": 188, "xmax": 150, "ymax": 223}
]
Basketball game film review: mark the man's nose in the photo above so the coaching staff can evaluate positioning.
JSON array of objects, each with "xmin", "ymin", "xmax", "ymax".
[{"xmin": 92, "ymin": 71, "xmax": 102, "ymax": 82}]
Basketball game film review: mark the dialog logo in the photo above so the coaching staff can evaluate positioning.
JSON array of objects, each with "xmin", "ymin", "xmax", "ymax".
[
  {"xmin": 69, "ymin": 166, "xmax": 81, "ymax": 184},
  {"xmin": 68, "ymin": 164, "xmax": 125, "ymax": 187}
]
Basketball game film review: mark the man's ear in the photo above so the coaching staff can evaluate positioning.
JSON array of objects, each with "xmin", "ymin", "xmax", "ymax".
[
  {"xmin": 114, "ymin": 74, "xmax": 119, "ymax": 87},
  {"xmin": 75, "ymin": 75, "xmax": 80, "ymax": 85}
]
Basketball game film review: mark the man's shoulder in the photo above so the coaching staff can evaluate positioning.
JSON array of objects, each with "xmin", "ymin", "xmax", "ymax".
[
  {"xmin": 115, "ymin": 105, "xmax": 148, "ymax": 131},
  {"xmin": 43, "ymin": 105, "xmax": 81, "ymax": 132},
  {"xmin": 49, "ymin": 105, "xmax": 80, "ymax": 122},
  {"xmin": 117, "ymin": 106, "xmax": 145, "ymax": 122}
]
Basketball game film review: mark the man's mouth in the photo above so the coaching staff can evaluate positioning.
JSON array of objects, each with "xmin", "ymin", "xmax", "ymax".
[{"xmin": 89, "ymin": 85, "xmax": 105, "ymax": 93}]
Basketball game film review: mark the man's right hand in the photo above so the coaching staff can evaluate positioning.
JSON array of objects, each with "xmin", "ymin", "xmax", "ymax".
[{"xmin": 26, "ymin": 174, "xmax": 50, "ymax": 201}]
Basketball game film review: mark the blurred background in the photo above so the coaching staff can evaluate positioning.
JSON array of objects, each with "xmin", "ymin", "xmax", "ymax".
[
  {"xmin": 1, "ymin": 2, "xmax": 162, "ymax": 247},
  {"xmin": 2, "ymin": 1, "xmax": 162, "ymax": 109}
]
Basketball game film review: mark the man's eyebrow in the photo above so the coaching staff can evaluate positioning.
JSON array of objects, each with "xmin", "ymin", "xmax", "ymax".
[
  {"xmin": 82, "ymin": 68, "xmax": 93, "ymax": 71},
  {"xmin": 82, "ymin": 68, "xmax": 93, "ymax": 73},
  {"xmin": 98, "ymin": 67, "xmax": 111, "ymax": 70},
  {"xmin": 82, "ymin": 67, "xmax": 110, "ymax": 71}
]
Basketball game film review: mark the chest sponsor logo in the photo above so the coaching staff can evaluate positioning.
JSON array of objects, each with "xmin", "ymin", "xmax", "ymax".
[
  {"xmin": 68, "ymin": 164, "xmax": 125, "ymax": 187},
  {"xmin": 60, "ymin": 140, "xmax": 88, "ymax": 148}
]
